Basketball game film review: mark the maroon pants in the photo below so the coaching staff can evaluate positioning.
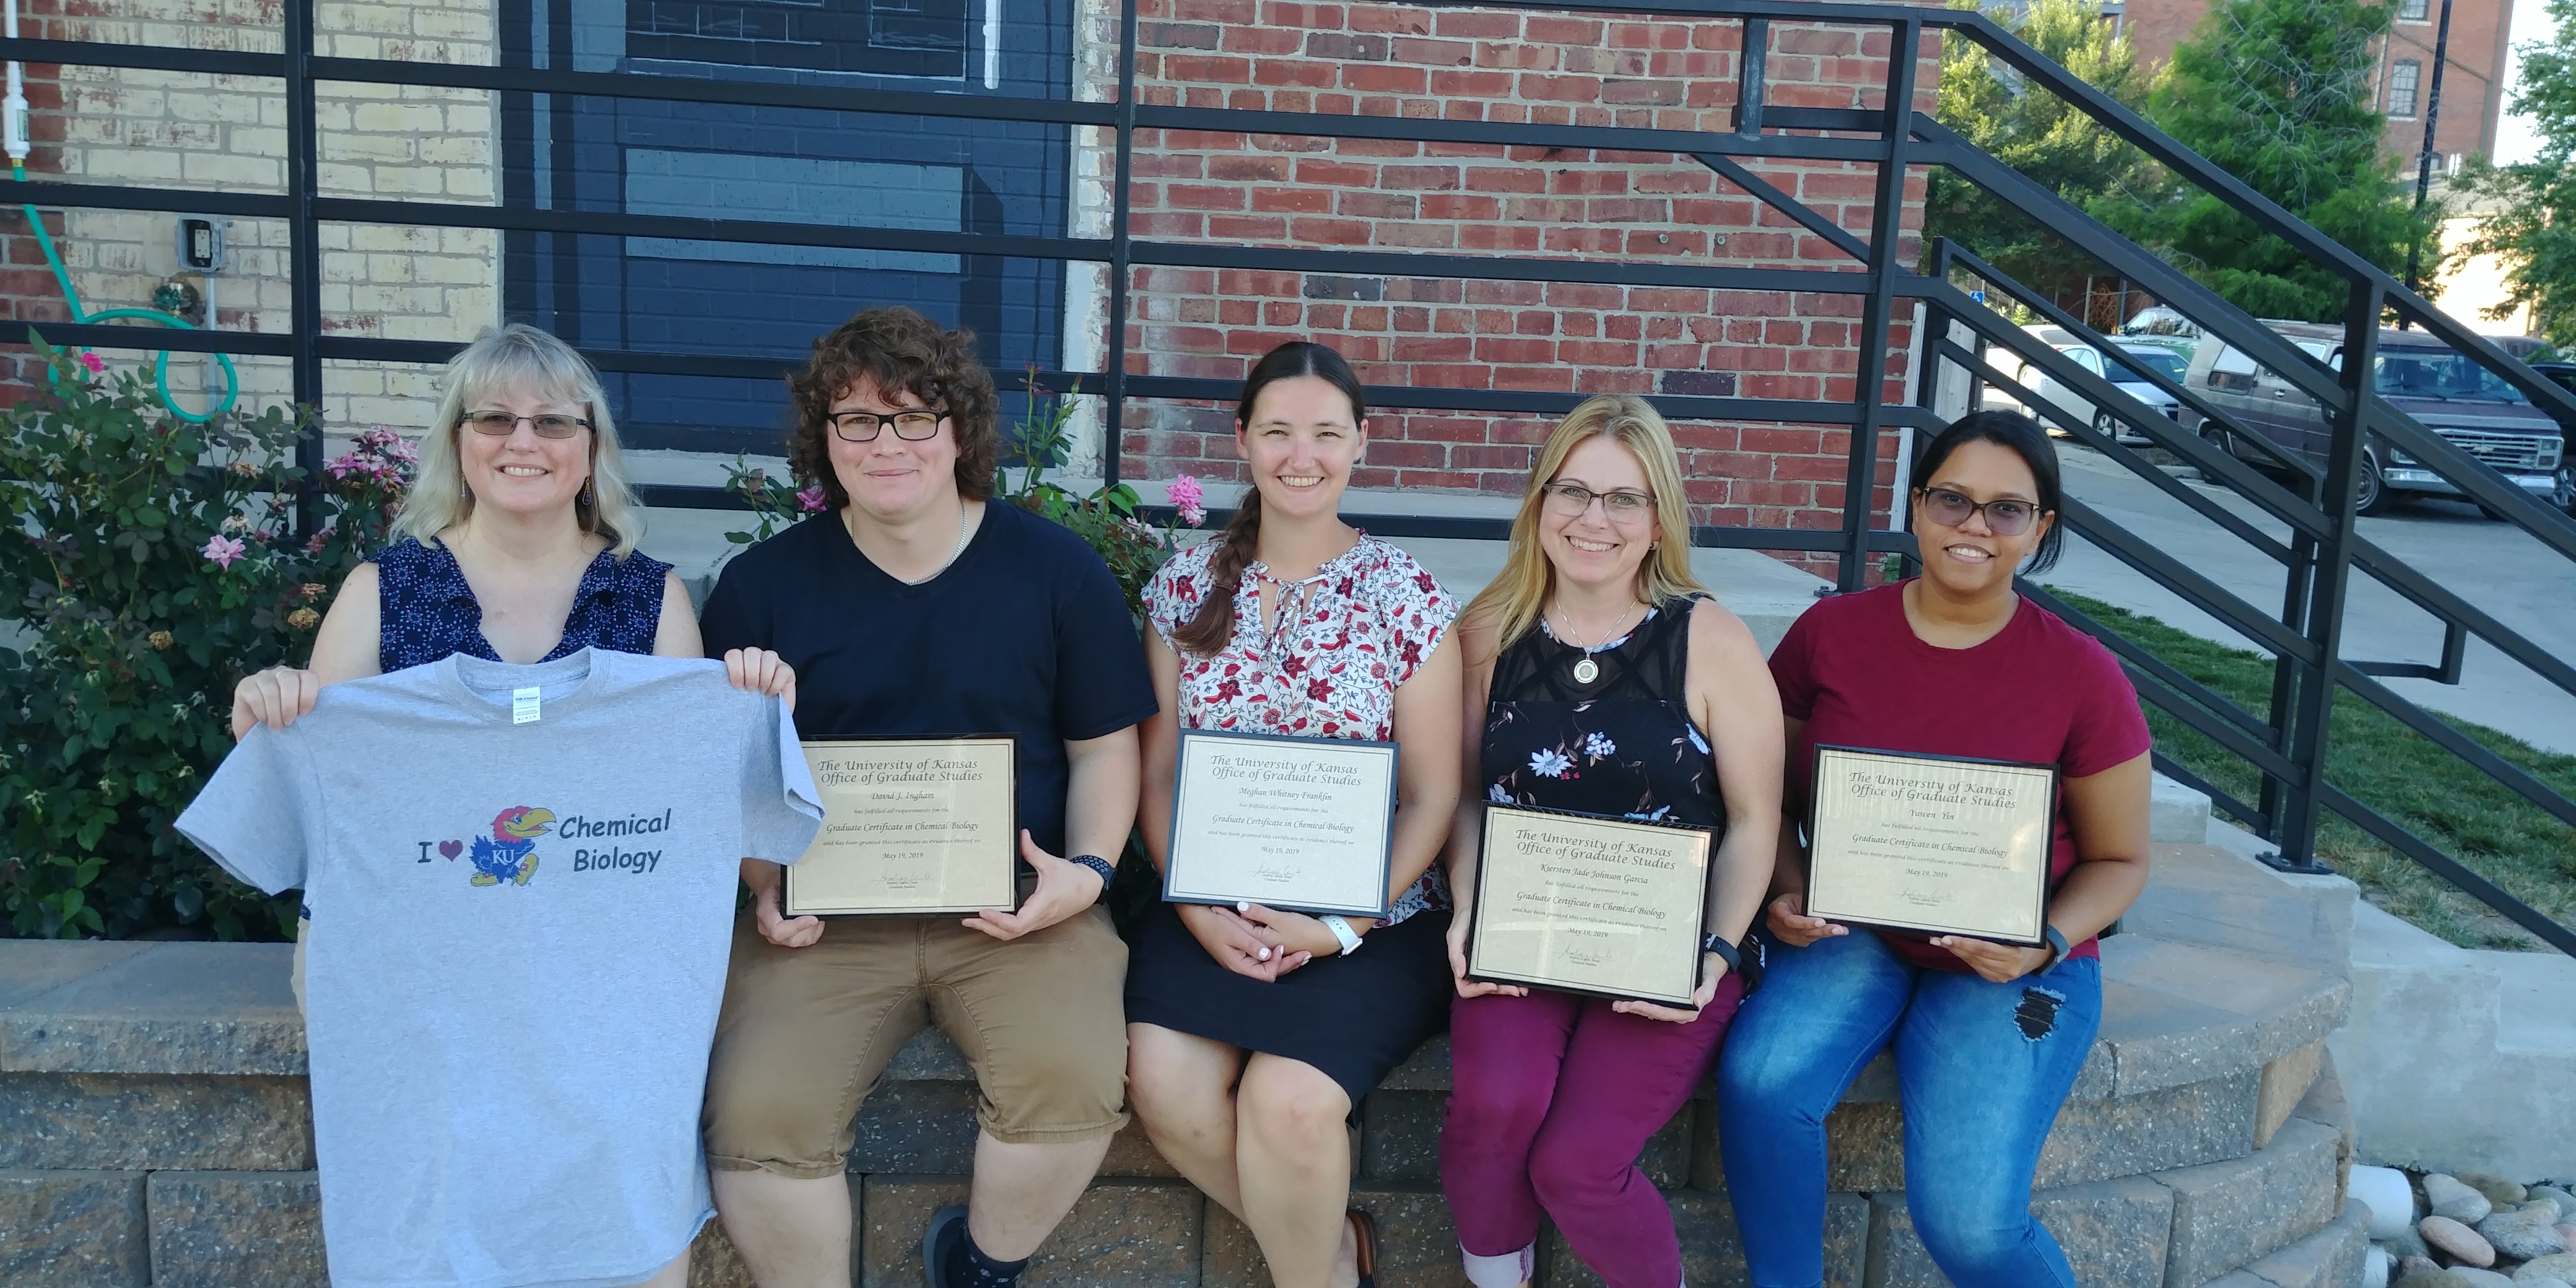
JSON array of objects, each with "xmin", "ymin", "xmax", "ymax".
[{"xmin": 1439, "ymin": 978, "xmax": 1746, "ymax": 1288}]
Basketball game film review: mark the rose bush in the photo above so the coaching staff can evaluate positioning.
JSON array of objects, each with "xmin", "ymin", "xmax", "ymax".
[{"xmin": 0, "ymin": 339, "xmax": 412, "ymax": 939}]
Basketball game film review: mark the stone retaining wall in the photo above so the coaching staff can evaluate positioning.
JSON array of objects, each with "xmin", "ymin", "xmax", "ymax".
[{"xmin": 2, "ymin": 846, "xmax": 2366, "ymax": 1287}]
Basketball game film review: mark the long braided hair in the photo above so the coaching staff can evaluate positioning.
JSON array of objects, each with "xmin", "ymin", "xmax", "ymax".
[{"xmin": 1170, "ymin": 341, "xmax": 1367, "ymax": 657}]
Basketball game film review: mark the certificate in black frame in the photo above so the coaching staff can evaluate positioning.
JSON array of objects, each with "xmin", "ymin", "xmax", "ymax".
[
  {"xmin": 1164, "ymin": 726, "xmax": 1399, "ymax": 920},
  {"xmin": 786, "ymin": 734, "xmax": 1022, "ymax": 917},
  {"xmin": 1463, "ymin": 801, "xmax": 1716, "ymax": 1009},
  {"xmin": 1803, "ymin": 744, "xmax": 2059, "ymax": 947}
]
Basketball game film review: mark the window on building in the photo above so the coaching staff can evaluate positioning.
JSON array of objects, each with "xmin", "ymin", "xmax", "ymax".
[
  {"xmin": 2399, "ymin": 0, "xmax": 2429, "ymax": 20},
  {"xmin": 2388, "ymin": 59, "xmax": 2422, "ymax": 117}
]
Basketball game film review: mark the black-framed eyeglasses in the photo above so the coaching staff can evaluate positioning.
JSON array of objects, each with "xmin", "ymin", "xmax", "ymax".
[
  {"xmin": 1918, "ymin": 487, "xmax": 2043, "ymax": 536},
  {"xmin": 461, "ymin": 411, "xmax": 591, "ymax": 439},
  {"xmin": 1541, "ymin": 481, "xmax": 1656, "ymax": 520},
  {"xmin": 827, "ymin": 409, "xmax": 947, "ymax": 442}
]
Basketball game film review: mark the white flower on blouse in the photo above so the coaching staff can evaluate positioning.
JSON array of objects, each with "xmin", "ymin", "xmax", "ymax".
[
  {"xmin": 1584, "ymin": 732, "xmax": 1617, "ymax": 759},
  {"xmin": 1686, "ymin": 725, "xmax": 1712, "ymax": 755},
  {"xmin": 1488, "ymin": 783, "xmax": 1513, "ymax": 804},
  {"xmin": 1530, "ymin": 747, "xmax": 1574, "ymax": 778}
]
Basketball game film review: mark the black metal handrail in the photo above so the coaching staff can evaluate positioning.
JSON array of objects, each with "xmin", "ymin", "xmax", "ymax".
[{"xmin": 1, "ymin": 0, "xmax": 2568, "ymax": 952}]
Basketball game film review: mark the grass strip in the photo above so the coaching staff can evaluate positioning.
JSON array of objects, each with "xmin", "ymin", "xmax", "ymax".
[{"xmin": 2050, "ymin": 591, "xmax": 2576, "ymax": 951}]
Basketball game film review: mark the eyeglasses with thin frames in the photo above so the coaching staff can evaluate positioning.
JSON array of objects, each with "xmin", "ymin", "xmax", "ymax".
[
  {"xmin": 1918, "ymin": 487, "xmax": 2042, "ymax": 536},
  {"xmin": 1541, "ymin": 481, "xmax": 1656, "ymax": 522},
  {"xmin": 461, "ymin": 411, "xmax": 591, "ymax": 440},
  {"xmin": 827, "ymin": 409, "xmax": 947, "ymax": 442}
]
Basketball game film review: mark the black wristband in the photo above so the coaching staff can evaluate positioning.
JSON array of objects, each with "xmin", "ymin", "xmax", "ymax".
[
  {"xmin": 1068, "ymin": 854, "xmax": 1116, "ymax": 901},
  {"xmin": 1700, "ymin": 932, "xmax": 1743, "ymax": 974}
]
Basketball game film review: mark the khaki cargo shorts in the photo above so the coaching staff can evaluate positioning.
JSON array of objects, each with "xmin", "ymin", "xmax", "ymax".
[{"xmin": 700, "ymin": 903, "xmax": 1130, "ymax": 1179}]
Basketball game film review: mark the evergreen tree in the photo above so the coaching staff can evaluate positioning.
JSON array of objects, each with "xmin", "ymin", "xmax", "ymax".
[
  {"xmin": 2455, "ymin": 0, "xmax": 2576, "ymax": 346},
  {"xmin": 2100, "ymin": 0, "xmax": 2438, "ymax": 320},
  {"xmin": 1925, "ymin": 0, "xmax": 2157, "ymax": 308}
]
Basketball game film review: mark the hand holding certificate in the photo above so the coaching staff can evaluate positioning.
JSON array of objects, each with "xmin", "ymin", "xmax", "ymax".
[
  {"xmin": 1804, "ymin": 746, "xmax": 2057, "ymax": 945},
  {"xmin": 1464, "ymin": 805, "xmax": 1713, "ymax": 1007},
  {"xmin": 785, "ymin": 737, "xmax": 1019, "ymax": 916},
  {"xmin": 1164, "ymin": 728, "xmax": 1398, "ymax": 918}
]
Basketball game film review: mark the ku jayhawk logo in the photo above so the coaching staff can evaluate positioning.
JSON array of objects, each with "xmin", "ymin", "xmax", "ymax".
[{"xmin": 469, "ymin": 806, "xmax": 553, "ymax": 887}]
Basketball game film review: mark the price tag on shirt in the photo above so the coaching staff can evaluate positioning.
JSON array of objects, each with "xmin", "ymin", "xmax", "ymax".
[{"xmin": 513, "ymin": 686, "xmax": 541, "ymax": 724}]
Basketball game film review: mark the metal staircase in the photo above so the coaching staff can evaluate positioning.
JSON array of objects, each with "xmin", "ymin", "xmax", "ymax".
[{"xmin": 0, "ymin": 0, "xmax": 2570, "ymax": 952}]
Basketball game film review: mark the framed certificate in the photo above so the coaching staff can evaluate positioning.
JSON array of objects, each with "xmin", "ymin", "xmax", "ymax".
[
  {"xmin": 1805, "ymin": 745, "xmax": 2058, "ymax": 945},
  {"xmin": 785, "ymin": 736, "xmax": 1019, "ymax": 916},
  {"xmin": 1164, "ymin": 728, "xmax": 1398, "ymax": 918},
  {"xmin": 1463, "ymin": 804, "xmax": 1714, "ymax": 1007}
]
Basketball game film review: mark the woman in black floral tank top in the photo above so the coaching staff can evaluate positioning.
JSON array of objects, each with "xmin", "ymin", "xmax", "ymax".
[{"xmin": 1438, "ymin": 395, "xmax": 1785, "ymax": 1288}]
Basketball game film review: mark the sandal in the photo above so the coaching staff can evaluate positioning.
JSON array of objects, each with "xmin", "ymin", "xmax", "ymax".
[{"xmin": 1346, "ymin": 1209, "xmax": 1378, "ymax": 1288}]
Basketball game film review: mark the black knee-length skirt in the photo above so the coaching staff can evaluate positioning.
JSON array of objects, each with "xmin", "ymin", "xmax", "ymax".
[{"xmin": 1123, "ymin": 900, "xmax": 1453, "ymax": 1105}]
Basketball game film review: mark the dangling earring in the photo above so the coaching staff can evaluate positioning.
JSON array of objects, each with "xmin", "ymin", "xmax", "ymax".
[{"xmin": 579, "ymin": 478, "xmax": 594, "ymax": 509}]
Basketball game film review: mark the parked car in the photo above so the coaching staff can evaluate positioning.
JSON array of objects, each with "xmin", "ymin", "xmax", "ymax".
[
  {"xmin": 1980, "ymin": 327, "xmax": 2194, "ymax": 446},
  {"xmin": 2180, "ymin": 322, "xmax": 2570, "ymax": 516},
  {"xmin": 2530, "ymin": 359, "xmax": 2576, "ymax": 516}
]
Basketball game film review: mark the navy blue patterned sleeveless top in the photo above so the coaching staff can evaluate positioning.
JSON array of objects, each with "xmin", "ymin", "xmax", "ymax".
[
  {"xmin": 1480, "ymin": 596, "xmax": 1722, "ymax": 835},
  {"xmin": 373, "ymin": 537, "xmax": 672, "ymax": 674}
]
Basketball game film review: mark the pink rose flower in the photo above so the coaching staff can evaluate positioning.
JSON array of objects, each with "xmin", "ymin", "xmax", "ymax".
[
  {"xmin": 78, "ymin": 351, "xmax": 104, "ymax": 375},
  {"xmin": 1168, "ymin": 474, "xmax": 1206, "ymax": 527},
  {"xmin": 796, "ymin": 484, "xmax": 828, "ymax": 513},
  {"xmin": 202, "ymin": 534, "xmax": 248, "ymax": 569}
]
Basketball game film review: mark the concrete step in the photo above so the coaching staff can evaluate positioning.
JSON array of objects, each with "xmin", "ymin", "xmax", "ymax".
[
  {"xmin": 2122, "ymin": 841, "xmax": 2358, "ymax": 973},
  {"xmin": 0, "ymin": 926, "xmax": 2357, "ymax": 1288},
  {"xmin": 2191, "ymin": 1198, "xmax": 2372, "ymax": 1288},
  {"xmin": 2330, "ymin": 899, "xmax": 2576, "ymax": 1181},
  {"xmin": 2154, "ymin": 772, "xmax": 2216, "ymax": 845}
]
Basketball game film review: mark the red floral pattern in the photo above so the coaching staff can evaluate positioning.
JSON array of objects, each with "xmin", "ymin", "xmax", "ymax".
[
  {"xmin": 1146, "ymin": 536, "xmax": 1460, "ymax": 923},
  {"xmin": 1146, "ymin": 537, "xmax": 1456, "ymax": 741}
]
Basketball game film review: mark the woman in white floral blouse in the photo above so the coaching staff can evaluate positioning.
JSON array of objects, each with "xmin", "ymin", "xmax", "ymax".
[{"xmin": 1126, "ymin": 341, "xmax": 1464, "ymax": 1288}]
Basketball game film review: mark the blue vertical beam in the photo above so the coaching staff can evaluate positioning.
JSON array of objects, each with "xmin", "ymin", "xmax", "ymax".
[
  {"xmin": 2274, "ymin": 282, "xmax": 2381, "ymax": 868},
  {"xmin": 1736, "ymin": 16, "xmax": 1768, "ymax": 137},
  {"xmin": 1837, "ymin": 17, "xmax": 1920, "ymax": 591},
  {"xmin": 285, "ymin": 0, "xmax": 323, "ymax": 533},
  {"xmin": 1100, "ymin": 0, "xmax": 1139, "ymax": 490}
]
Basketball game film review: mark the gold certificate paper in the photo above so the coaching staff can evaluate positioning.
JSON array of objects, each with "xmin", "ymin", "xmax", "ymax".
[
  {"xmin": 1467, "ymin": 805, "xmax": 1712, "ymax": 1007},
  {"xmin": 1164, "ymin": 729, "xmax": 1398, "ymax": 918},
  {"xmin": 785, "ymin": 737, "xmax": 1018, "ymax": 916},
  {"xmin": 1805, "ymin": 746, "xmax": 2056, "ymax": 944}
]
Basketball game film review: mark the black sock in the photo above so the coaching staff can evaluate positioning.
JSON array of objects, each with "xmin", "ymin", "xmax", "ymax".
[{"xmin": 941, "ymin": 1222, "xmax": 1030, "ymax": 1288}]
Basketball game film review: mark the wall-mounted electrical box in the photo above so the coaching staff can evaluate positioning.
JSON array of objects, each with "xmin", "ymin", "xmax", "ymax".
[{"xmin": 177, "ymin": 217, "xmax": 227, "ymax": 274}]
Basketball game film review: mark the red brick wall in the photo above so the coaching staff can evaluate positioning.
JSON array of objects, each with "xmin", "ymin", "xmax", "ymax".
[
  {"xmin": 0, "ymin": 1, "xmax": 73, "ymax": 396},
  {"xmin": 1102, "ymin": 0, "xmax": 1940, "ymax": 565}
]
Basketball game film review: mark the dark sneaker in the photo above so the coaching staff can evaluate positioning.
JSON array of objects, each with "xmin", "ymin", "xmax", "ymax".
[{"xmin": 921, "ymin": 1203, "xmax": 969, "ymax": 1288}]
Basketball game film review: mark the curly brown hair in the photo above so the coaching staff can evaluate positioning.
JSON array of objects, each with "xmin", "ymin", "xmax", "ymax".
[{"xmin": 787, "ymin": 307, "xmax": 999, "ymax": 507}]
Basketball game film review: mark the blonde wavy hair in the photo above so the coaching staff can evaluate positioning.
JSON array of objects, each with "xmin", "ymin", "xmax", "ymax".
[
  {"xmin": 392, "ymin": 323, "xmax": 645, "ymax": 557},
  {"xmin": 1462, "ymin": 394, "xmax": 1707, "ymax": 661}
]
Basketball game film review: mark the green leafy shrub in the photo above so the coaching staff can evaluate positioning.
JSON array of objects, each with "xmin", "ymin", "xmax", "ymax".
[{"xmin": 0, "ymin": 339, "xmax": 412, "ymax": 939}]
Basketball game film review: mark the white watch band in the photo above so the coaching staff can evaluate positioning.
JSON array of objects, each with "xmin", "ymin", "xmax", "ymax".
[{"xmin": 1321, "ymin": 915, "xmax": 1364, "ymax": 955}]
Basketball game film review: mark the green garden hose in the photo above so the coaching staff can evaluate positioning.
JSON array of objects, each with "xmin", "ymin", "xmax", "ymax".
[{"xmin": 20, "ymin": 202, "xmax": 241, "ymax": 422}]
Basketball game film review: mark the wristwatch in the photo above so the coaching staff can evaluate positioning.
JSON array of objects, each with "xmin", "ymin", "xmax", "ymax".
[
  {"xmin": 1067, "ymin": 854, "xmax": 1116, "ymax": 902},
  {"xmin": 2040, "ymin": 925, "xmax": 2071, "ymax": 970},
  {"xmin": 1700, "ymin": 932, "xmax": 1743, "ymax": 975},
  {"xmin": 1321, "ymin": 914, "xmax": 1365, "ymax": 955}
]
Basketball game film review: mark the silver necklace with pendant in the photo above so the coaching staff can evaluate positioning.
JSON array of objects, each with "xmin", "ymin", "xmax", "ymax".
[{"xmin": 1556, "ymin": 601, "xmax": 1640, "ymax": 685}]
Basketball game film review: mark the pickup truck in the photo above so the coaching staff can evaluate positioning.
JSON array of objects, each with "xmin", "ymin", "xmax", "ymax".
[{"xmin": 2179, "ymin": 322, "xmax": 2570, "ymax": 516}]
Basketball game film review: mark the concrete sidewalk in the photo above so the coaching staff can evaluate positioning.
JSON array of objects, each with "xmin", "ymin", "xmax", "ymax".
[{"xmin": 2040, "ymin": 445, "xmax": 2576, "ymax": 755}]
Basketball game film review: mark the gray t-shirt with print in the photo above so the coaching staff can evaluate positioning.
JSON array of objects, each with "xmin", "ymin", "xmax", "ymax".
[{"xmin": 178, "ymin": 648, "xmax": 821, "ymax": 1288}]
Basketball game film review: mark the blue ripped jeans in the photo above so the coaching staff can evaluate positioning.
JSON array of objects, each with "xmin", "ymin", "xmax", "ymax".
[{"xmin": 1715, "ymin": 928, "xmax": 2101, "ymax": 1288}]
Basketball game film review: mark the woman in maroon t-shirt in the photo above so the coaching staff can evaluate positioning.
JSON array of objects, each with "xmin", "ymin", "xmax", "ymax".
[{"xmin": 1715, "ymin": 411, "xmax": 2153, "ymax": 1288}]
